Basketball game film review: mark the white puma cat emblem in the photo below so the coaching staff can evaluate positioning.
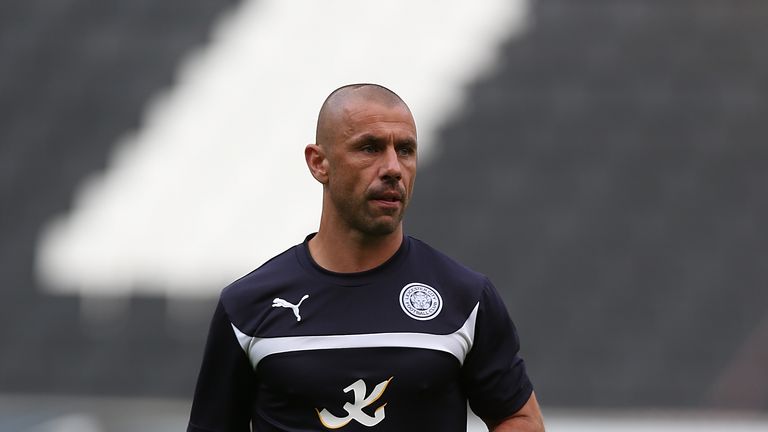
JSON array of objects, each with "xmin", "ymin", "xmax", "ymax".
[{"xmin": 272, "ymin": 294, "xmax": 310, "ymax": 322}]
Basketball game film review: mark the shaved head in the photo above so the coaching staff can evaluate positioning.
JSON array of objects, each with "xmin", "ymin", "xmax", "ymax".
[
  {"xmin": 304, "ymin": 83, "xmax": 418, "ymax": 241},
  {"xmin": 315, "ymin": 83, "xmax": 413, "ymax": 147}
]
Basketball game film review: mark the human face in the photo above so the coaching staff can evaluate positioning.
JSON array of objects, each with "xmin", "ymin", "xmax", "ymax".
[{"xmin": 324, "ymin": 100, "xmax": 417, "ymax": 237}]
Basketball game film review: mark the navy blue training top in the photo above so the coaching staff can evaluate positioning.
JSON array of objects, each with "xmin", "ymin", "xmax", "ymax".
[{"xmin": 188, "ymin": 235, "xmax": 533, "ymax": 432}]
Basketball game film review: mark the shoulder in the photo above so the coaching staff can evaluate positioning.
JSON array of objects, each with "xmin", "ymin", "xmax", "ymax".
[
  {"xmin": 404, "ymin": 236, "xmax": 493, "ymax": 315},
  {"xmin": 407, "ymin": 236, "xmax": 490, "ymax": 287},
  {"xmin": 219, "ymin": 243, "xmax": 305, "ymax": 330}
]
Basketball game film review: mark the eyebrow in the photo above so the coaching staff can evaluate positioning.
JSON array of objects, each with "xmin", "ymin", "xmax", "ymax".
[
  {"xmin": 354, "ymin": 133, "xmax": 386, "ymax": 145},
  {"xmin": 352, "ymin": 133, "xmax": 417, "ymax": 147}
]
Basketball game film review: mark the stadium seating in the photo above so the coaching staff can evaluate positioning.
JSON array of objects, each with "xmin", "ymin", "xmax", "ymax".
[
  {"xmin": 1, "ymin": 0, "xmax": 766, "ymax": 411},
  {"xmin": 408, "ymin": 0, "xmax": 768, "ymax": 409}
]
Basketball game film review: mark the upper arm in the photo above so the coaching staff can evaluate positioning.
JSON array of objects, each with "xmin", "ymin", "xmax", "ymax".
[
  {"xmin": 188, "ymin": 301, "xmax": 255, "ymax": 432},
  {"xmin": 486, "ymin": 391, "xmax": 545, "ymax": 432},
  {"xmin": 462, "ymin": 280, "xmax": 535, "ymax": 423}
]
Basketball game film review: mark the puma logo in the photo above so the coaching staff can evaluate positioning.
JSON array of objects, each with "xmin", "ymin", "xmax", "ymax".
[{"xmin": 272, "ymin": 294, "xmax": 310, "ymax": 322}]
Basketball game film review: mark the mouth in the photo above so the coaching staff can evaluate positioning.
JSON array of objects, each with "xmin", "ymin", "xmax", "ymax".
[
  {"xmin": 375, "ymin": 195, "xmax": 401, "ymax": 203},
  {"xmin": 370, "ymin": 191, "xmax": 402, "ymax": 203},
  {"xmin": 368, "ymin": 189, "xmax": 404, "ymax": 210}
]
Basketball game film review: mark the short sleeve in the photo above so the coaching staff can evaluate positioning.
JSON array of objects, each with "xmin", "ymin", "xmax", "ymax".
[
  {"xmin": 461, "ymin": 280, "xmax": 533, "ymax": 423},
  {"xmin": 188, "ymin": 300, "xmax": 255, "ymax": 432}
]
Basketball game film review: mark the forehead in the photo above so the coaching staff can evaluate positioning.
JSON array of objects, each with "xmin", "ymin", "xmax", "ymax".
[{"xmin": 339, "ymin": 99, "xmax": 417, "ymax": 141}]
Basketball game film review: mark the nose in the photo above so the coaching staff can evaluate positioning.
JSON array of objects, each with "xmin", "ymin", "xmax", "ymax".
[{"xmin": 380, "ymin": 146, "xmax": 402, "ymax": 182}]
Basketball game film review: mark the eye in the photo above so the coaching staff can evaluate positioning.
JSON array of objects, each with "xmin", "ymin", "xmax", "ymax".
[
  {"xmin": 361, "ymin": 144, "xmax": 378, "ymax": 153},
  {"xmin": 397, "ymin": 145, "xmax": 415, "ymax": 156}
]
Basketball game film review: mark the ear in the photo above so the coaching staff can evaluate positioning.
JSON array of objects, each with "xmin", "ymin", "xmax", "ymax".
[{"xmin": 305, "ymin": 143, "xmax": 329, "ymax": 184}]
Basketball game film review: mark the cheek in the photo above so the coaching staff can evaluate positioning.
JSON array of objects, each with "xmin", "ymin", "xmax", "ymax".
[
  {"xmin": 330, "ymin": 169, "xmax": 364, "ymax": 196},
  {"xmin": 404, "ymin": 165, "xmax": 417, "ymax": 189}
]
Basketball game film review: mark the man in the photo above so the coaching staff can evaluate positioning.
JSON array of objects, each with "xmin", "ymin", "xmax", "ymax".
[{"xmin": 188, "ymin": 84, "xmax": 544, "ymax": 431}]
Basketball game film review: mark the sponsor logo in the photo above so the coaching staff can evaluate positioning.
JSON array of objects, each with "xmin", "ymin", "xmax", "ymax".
[
  {"xmin": 316, "ymin": 377, "xmax": 393, "ymax": 429},
  {"xmin": 272, "ymin": 294, "xmax": 309, "ymax": 322},
  {"xmin": 399, "ymin": 283, "xmax": 442, "ymax": 321}
]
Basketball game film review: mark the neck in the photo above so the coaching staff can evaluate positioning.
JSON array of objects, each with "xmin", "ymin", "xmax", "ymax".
[{"xmin": 308, "ymin": 225, "xmax": 404, "ymax": 273}]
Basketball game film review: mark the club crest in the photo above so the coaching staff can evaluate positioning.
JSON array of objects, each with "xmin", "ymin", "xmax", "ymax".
[{"xmin": 399, "ymin": 283, "xmax": 442, "ymax": 321}]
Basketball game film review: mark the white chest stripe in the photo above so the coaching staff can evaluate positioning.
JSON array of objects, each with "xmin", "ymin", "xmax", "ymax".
[{"xmin": 231, "ymin": 303, "xmax": 479, "ymax": 368}]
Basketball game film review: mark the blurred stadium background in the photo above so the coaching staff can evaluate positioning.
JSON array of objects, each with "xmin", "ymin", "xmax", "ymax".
[{"xmin": 1, "ymin": 0, "xmax": 767, "ymax": 430}]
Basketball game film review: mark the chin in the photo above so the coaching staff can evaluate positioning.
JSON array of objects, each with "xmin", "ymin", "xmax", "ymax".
[
  {"xmin": 368, "ymin": 225, "xmax": 398, "ymax": 236},
  {"xmin": 358, "ymin": 217, "xmax": 401, "ymax": 237},
  {"xmin": 354, "ymin": 222, "xmax": 393, "ymax": 236}
]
